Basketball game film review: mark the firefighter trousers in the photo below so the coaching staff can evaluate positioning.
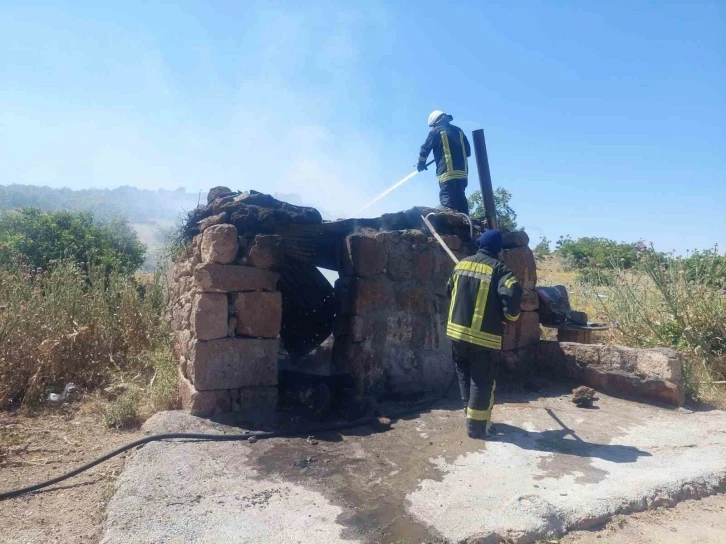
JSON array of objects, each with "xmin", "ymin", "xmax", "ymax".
[
  {"xmin": 452, "ymin": 340, "xmax": 499, "ymax": 432},
  {"xmin": 439, "ymin": 178, "xmax": 469, "ymax": 215}
]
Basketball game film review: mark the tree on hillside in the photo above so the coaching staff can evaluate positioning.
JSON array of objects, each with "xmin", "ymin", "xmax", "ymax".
[
  {"xmin": 0, "ymin": 208, "xmax": 146, "ymax": 273},
  {"xmin": 467, "ymin": 187, "xmax": 518, "ymax": 232},
  {"xmin": 534, "ymin": 236, "xmax": 551, "ymax": 257},
  {"xmin": 0, "ymin": 184, "xmax": 201, "ymax": 223},
  {"xmin": 554, "ymin": 235, "xmax": 642, "ymax": 269},
  {"xmin": 679, "ymin": 248, "xmax": 726, "ymax": 288}
]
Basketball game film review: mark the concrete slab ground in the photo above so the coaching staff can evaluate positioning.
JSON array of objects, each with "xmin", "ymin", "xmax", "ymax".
[{"xmin": 101, "ymin": 386, "xmax": 726, "ymax": 544}]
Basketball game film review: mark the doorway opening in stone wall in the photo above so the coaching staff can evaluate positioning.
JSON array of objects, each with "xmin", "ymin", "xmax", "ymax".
[{"xmin": 275, "ymin": 259, "xmax": 359, "ymax": 422}]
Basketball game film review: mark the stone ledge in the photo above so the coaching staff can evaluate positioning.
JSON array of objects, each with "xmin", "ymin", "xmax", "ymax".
[
  {"xmin": 501, "ymin": 246, "xmax": 537, "ymax": 289},
  {"xmin": 200, "ymin": 223, "xmax": 239, "ymax": 264},
  {"xmin": 535, "ymin": 341, "xmax": 685, "ymax": 406},
  {"xmin": 344, "ymin": 234, "xmax": 387, "ymax": 277},
  {"xmin": 191, "ymin": 292, "xmax": 228, "ymax": 341},
  {"xmin": 244, "ymin": 234, "xmax": 284, "ymax": 269},
  {"xmin": 178, "ymin": 369, "xmax": 231, "ymax": 416},
  {"xmin": 234, "ymin": 291, "xmax": 282, "ymax": 338},
  {"xmin": 520, "ymin": 289, "xmax": 539, "ymax": 312},
  {"xmin": 502, "ymin": 311, "xmax": 540, "ymax": 351},
  {"xmin": 502, "ymin": 230, "xmax": 530, "ymax": 249}
]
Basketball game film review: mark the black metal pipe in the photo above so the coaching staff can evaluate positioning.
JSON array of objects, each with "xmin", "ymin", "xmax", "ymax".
[{"xmin": 472, "ymin": 129, "xmax": 498, "ymax": 230}]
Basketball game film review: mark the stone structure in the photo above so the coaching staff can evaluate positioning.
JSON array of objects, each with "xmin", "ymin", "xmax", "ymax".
[
  {"xmin": 170, "ymin": 189, "xmax": 475, "ymax": 417},
  {"xmin": 499, "ymin": 232, "xmax": 543, "ymax": 372},
  {"xmin": 169, "ymin": 187, "xmax": 685, "ymax": 420}
]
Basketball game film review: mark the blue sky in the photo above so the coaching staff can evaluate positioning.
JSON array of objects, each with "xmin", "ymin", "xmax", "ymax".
[{"xmin": 1, "ymin": 1, "xmax": 724, "ymax": 253}]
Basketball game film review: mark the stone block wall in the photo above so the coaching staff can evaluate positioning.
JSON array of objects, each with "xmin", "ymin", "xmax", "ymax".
[
  {"xmin": 499, "ymin": 240, "xmax": 541, "ymax": 368},
  {"xmin": 333, "ymin": 229, "xmax": 467, "ymax": 396},
  {"xmin": 170, "ymin": 223, "xmax": 284, "ymax": 418}
]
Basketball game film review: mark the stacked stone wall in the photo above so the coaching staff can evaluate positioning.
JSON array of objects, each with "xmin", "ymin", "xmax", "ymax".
[
  {"xmin": 169, "ymin": 187, "xmax": 687, "ymax": 418},
  {"xmin": 333, "ymin": 229, "xmax": 470, "ymax": 396},
  {"xmin": 499, "ymin": 234, "xmax": 541, "ymax": 371},
  {"xmin": 170, "ymin": 222, "xmax": 284, "ymax": 418}
]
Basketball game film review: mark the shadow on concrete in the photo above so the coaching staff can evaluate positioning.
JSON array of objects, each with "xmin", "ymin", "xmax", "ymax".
[{"xmin": 491, "ymin": 423, "xmax": 652, "ymax": 464}]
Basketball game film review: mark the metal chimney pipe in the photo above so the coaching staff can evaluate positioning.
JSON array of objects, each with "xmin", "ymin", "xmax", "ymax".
[{"xmin": 472, "ymin": 129, "xmax": 498, "ymax": 230}]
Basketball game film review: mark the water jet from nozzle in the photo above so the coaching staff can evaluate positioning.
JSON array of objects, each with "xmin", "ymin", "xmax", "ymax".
[{"xmin": 357, "ymin": 160, "xmax": 434, "ymax": 213}]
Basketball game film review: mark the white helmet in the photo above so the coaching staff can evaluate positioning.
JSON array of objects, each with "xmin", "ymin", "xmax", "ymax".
[{"xmin": 428, "ymin": 110, "xmax": 447, "ymax": 127}]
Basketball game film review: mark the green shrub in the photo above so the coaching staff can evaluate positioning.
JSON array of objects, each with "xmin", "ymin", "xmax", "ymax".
[
  {"xmin": 146, "ymin": 348, "xmax": 180, "ymax": 414},
  {"xmin": 0, "ymin": 208, "xmax": 146, "ymax": 273},
  {"xmin": 557, "ymin": 254, "xmax": 578, "ymax": 272},
  {"xmin": 555, "ymin": 235, "xmax": 645, "ymax": 269},
  {"xmin": 104, "ymin": 389, "xmax": 141, "ymax": 429},
  {"xmin": 467, "ymin": 187, "xmax": 518, "ymax": 232},
  {"xmin": 679, "ymin": 247, "xmax": 726, "ymax": 288},
  {"xmin": 99, "ymin": 348, "xmax": 178, "ymax": 428},
  {"xmin": 534, "ymin": 237, "xmax": 551, "ymax": 257}
]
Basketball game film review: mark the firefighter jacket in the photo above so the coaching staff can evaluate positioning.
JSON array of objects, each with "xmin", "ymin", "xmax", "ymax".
[
  {"xmin": 418, "ymin": 124, "xmax": 471, "ymax": 184},
  {"xmin": 446, "ymin": 250, "xmax": 522, "ymax": 350}
]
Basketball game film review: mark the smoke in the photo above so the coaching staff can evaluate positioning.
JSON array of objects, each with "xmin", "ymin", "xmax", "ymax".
[{"xmin": 0, "ymin": 2, "xmax": 394, "ymax": 220}]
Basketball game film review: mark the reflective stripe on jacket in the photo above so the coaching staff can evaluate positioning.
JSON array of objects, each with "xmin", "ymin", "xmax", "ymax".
[
  {"xmin": 446, "ymin": 250, "xmax": 522, "ymax": 350},
  {"xmin": 418, "ymin": 123, "xmax": 471, "ymax": 183}
]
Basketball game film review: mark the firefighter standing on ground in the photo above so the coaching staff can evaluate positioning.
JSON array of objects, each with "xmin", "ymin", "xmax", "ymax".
[
  {"xmin": 417, "ymin": 110, "xmax": 471, "ymax": 215},
  {"xmin": 446, "ymin": 229, "xmax": 522, "ymax": 438}
]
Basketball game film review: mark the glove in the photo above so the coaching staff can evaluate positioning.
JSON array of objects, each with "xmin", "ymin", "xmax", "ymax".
[{"xmin": 416, "ymin": 162, "xmax": 427, "ymax": 172}]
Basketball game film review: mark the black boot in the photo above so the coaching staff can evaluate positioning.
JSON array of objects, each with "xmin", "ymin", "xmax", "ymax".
[{"xmin": 466, "ymin": 418, "xmax": 486, "ymax": 439}]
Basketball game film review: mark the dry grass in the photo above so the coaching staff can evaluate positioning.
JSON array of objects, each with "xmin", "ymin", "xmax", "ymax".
[
  {"xmin": 537, "ymin": 256, "xmax": 609, "ymax": 323},
  {"xmin": 0, "ymin": 259, "xmax": 177, "ymax": 425},
  {"xmin": 537, "ymin": 256, "xmax": 612, "ymax": 342}
]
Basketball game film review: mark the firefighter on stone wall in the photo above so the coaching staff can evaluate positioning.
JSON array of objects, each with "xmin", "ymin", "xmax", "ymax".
[
  {"xmin": 417, "ymin": 110, "xmax": 471, "ymax": 215},
  {"xmin": 446, "ymin": 229, "xmax": 522, "ymax": 438}
]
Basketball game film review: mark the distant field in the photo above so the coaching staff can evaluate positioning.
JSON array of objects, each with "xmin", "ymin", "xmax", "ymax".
[{"xmin": 537, "ymin": 256, "xmax": 606, "ymax": 319}]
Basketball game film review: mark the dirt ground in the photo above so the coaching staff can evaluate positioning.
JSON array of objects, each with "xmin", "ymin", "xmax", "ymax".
[
  {"xmin": 562, "ymin": 493, "xmax": 726, "ymax": 544},
  {"xmin": 1, "ymin": 404, "xmax": 725, "ymax": 544},
  {"xmin": 0, "ymin": 406, "xmax": 141, "ymax": 544}
]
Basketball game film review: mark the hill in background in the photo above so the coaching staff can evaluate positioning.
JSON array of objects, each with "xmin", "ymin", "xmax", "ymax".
[{"xmin": 0, "ymin": 184, "xmax": 204, "ymax": 223}]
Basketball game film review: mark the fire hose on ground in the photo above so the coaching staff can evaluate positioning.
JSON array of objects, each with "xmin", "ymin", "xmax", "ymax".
[{"xmin": 0, "ymin": 371, "xmax": 457, "ymax": 502}]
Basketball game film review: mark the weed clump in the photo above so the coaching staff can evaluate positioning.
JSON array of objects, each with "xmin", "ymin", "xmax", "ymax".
[
  {"xmin": 104, "ymin": 389, "xmax": 142, "ymax": 429},
  {"xmin": 582, "ymin": 247, "xmax": 726, "ymax": 405},
  {"xmin": 0, "ymin": 258, "xmax": 171, "ymax": 411}
]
